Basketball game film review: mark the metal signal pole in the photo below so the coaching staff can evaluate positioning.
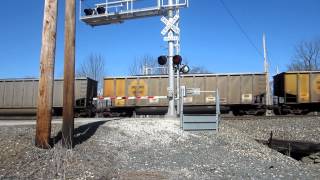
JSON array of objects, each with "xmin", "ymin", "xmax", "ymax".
[
  {"xmin": 263, "ymin": 33, "xmax": 272, "ymax": 116},
  {"xmin": 62, "ymin": 0, "xmax": 76, "ymax": 148},
  {"xmin": 35, "ymin": 0, "xmax": 58, "ymax": 149},
  {"xmin": 175, "ymin": 8, "xmax": 181, "ymax": 116},
  {"xmin": 167, "ymin": 0, "xmax": 176, "ymax": 117}
]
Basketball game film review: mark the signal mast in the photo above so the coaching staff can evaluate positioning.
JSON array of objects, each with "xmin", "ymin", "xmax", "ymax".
[
  {"xmin": 263, "ymin": 33, "xmax": 273, "ymax": 116},
  {"xmin": 80, "ymin": 0, "xmax": 189, "ymax": 117}
]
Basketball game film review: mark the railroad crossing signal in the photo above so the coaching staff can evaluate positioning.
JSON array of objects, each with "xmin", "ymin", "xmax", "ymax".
[
  {"xmin": 161, "ymin": 14, "xmax": 180, "ymax": 36},
  {"xmin": 80, "ymin": 0, "xmax": 189, "ymax": 118},
  {"xmin": 164, "ymin": 31, "xmax": 179, "ymax": 42}
]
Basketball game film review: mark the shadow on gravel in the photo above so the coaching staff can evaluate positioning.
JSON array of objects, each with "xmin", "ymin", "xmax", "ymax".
[
  {"xmin": 50, "ymin": 119, "xmax": 118, "ymax": 147},
  {"xmin": 73, "ymin": 120, "xmax": 109, "ymax": 146},
  {"xmin": 256, "ymin": 132, "xmax": 320, "ymax": 164}
]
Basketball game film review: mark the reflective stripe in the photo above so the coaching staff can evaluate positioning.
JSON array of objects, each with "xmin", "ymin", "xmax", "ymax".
[{"xmin": 98, "ymin": 96, "xmax": 168, "ymax": 100}]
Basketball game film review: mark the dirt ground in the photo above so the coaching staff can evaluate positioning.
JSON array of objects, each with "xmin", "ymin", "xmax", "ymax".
[{"xmin": 0, "ymin": 117, "xmax": 319, "ymax": 179}]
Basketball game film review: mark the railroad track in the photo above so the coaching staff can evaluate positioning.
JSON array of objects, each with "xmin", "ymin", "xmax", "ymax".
[
  {"xmin": 0, "ymin": 116, "xmax": 62, "ymax": 120},
  {"xmin": 221, "ymin": 115, "xmax": 320, "ymax": 121},
  {"xmin": 1, "ymin": 115, "xmax": 319, "ymax": 121}
]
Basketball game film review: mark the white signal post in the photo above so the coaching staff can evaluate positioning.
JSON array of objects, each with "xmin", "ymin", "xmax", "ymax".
[
  {"xmin": 167, "ymin": 1, "xmax": 176, "ymax": 117},
  {"xmin": 263, "ymin": 33, "xmax": 272, "ymax": 116},
  {"xmin": 175, "ymin": 8, "xmax": 181, "ymax": 116},
  {"xmin": 162, "ymin": 0, "xmax": 179, "ymax": 117}
]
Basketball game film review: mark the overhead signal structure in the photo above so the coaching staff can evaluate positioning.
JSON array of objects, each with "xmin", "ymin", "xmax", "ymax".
[{"xmin": 80, "ymin": 0, "xmax": 189, "ymax": 117}]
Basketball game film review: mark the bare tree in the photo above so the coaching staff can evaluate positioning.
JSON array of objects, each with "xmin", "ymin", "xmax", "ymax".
[
  {"xmin": 183, "ymin": 58, "xmax": 210, "ymax": 74},
  {"xmin": 189, "ymin": 66, "xmax": 210, "ymax": 74},
  {"xmin": 287, "ymin": 39, "xmax": 320, "ymax": 71},
  {"xmin": 77, "ymin": 54, "xmax": 105, "ymax": 92},
  {"xmin": 129, "ymin": 55, "xmax": 167, "ymax": 75}
]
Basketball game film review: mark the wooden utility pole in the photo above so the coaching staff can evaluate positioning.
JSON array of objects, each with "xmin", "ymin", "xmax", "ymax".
[
  {"xmin": 35, "ymin": 0, "xmax": 58, "ymax": 149},
  {"xmin": 62, "ymin": 0, "xmax": 76, "ymax": 148}
]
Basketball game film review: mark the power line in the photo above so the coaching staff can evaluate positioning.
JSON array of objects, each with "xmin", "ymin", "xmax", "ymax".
[{"xmin": 219, "ymin": 0, "xmax": 264, "ymax": 58}]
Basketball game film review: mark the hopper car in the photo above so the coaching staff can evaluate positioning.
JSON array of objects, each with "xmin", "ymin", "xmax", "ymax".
[
  {"xmin": 273, "ymin": 71, "xmax": 320, "ymax": 115},
  {"xmin": 3, "ymin": 71, "xmax": 318, "ymax": 117},
  {"xmin": 101, "ymin": 73, "xmax": 268, "ymax": 116},
  {"xmin": 0, "ymin": 78, "xmax": 97, "ymax": 117}
]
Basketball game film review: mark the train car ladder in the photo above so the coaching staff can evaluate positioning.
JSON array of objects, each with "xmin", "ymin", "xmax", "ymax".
[{"xmin": 180, "ymin": 86, "xmax": 220, "ymax": 131}]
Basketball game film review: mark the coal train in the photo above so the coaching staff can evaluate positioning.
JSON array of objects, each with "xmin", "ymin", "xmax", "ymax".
[
  {"xmin": 273, "ymin": 71, "xmax": 320, "ymax": 115},
  {"xmin": 101, "ymin": 71, "xmax": 320, "ymax": 116},
  {"xmin": 0, "ymin": 78, "xmax": 97, "ymax": 117},
  {"xmin": 1, "ymin": 71, "xmax": 319, "ymax": 117}
]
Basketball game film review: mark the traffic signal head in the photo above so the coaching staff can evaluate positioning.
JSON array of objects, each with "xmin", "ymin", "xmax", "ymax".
[
  {"xmin": 96, "ymin": 6, "xmax": 106, "ymax": 14},
  {"xmin": 158, "ymin": 56, "xmax": 167, "ymax": 65},
  {"xmin": 84, "ymin": 8, "xmax": 94, "ymax": 16},
  {"xmin": 173, "ymin": 55, "xmax": 182, "ymax": 65},
  {"xmin": 180, "ymin": 65, "xmax": 190, "ymax": 74}
]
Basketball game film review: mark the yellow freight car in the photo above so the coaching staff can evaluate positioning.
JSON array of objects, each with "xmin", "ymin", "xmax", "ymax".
[
  {"xmin": 103, "ymin": 73, "xmax": 267, "ymax": 116},
  {"xmin": 273, "ymin": 71, "xmax": 320, "ymax": 115}
]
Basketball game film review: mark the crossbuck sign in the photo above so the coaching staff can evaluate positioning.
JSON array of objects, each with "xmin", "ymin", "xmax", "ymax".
[{"xmin": 161, "ymin": 14, "xmax": 180, "ymax": 41}]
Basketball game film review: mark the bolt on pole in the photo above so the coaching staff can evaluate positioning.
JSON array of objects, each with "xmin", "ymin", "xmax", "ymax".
[
  {"xmin": 166, "ymin": 0, "xmax": 176, "ymax": 117},
  {"xmin": 62, "ymin": 0, "xmax": 76, "ymax": 148},
  {"xmin": 35, "ymin": 0, "xmax": 58, "ymax": 149}
]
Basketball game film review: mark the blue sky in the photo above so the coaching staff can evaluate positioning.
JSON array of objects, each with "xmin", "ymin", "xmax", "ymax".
[{"xmin": 0, "ymin": 0, "xmax": 319, "ymax": 78}]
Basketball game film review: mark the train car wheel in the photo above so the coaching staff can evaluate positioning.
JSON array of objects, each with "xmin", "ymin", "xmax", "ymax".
[
  {"xmin": 232, "ymin": 110, "xmax": 239, "ymax": 116},
  {"xmin": 273, "ymin": 108, "xmax": 281, "ymax": 115},
  {"xmin": 74, "ymin": 112, "xmax": 80, "ymax": 118},
  {"xmin": 255, "ymin": 111, "xmax": 265, "ymax": 116}
]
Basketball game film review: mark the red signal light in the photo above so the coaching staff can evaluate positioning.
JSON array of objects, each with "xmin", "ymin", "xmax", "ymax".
[{"xmin": 173, "ymin": 55, "xmax": 182, "ymax": 65}]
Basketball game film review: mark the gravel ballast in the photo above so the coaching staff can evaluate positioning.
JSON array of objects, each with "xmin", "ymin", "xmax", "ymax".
[{"xmin": 0, "ymin": 117, "xmax": 319, "ymax": 179}]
